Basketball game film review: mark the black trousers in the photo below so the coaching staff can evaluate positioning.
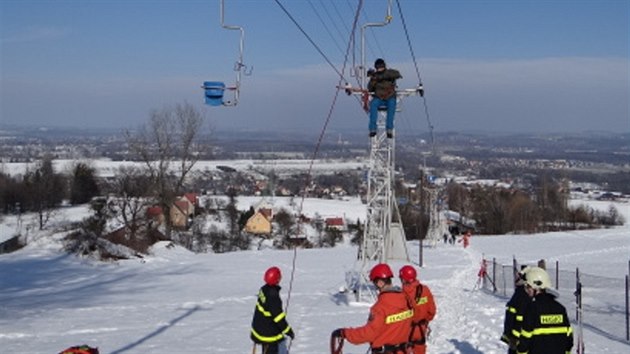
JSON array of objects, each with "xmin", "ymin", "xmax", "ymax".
[
  {"xmin": 260, "ymin": 340, "xmax": 287, "ymax": 354},
  {"xmin": 261, "ymin": 343, "xmax": 278, "ymax": 354}
]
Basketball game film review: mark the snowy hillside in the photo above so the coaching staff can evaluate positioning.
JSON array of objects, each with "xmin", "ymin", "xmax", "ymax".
[{"xmin": 1, "ymin": 200, "xmax": 629, "ymax": 354}]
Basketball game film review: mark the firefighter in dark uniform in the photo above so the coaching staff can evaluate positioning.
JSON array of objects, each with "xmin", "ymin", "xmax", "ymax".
[
  {"xmin": 501, "ymin": 266, "xmax": 531, "ymax": 353},
  {"xmin": 517, "ymin": 267, "xmax": 573, "ymax": 354},
  {"xmin": 250, "ymin": 266, "xmax": 294, "ymax": 354},
  {"xmin": 331, "ymin": 263, "xmax": 414, "ymax": 354}
]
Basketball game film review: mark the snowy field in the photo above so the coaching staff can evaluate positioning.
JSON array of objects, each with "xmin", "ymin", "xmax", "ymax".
[
  {"xmin": 1, "ymin": 199, "xmax": 629, "ymax": 354},
  {"xmin": 1, "ymin": 158, "xmax": 366, "ymax": 178}
]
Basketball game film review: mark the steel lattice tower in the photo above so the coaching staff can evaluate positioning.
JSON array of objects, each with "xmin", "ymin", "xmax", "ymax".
[{"xmin": 348, "ymin": 93, "xmax": 419, "ymax": 303}]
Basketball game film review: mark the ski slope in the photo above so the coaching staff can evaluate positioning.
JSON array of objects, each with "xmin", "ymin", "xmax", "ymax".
[{"xmin": 1, "ymin": 199, "xmax": 629, "ymax": 353}]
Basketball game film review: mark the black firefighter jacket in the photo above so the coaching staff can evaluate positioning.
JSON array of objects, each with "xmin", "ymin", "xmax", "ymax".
[
  {"xmin": 502, "ymin": 285, "xmax": 530, "ymax": 344},
  {"xmin": 250, "ymin": 284, "xmax": 294, "ymax": 344},
  {"xmin": 517, "ymin": 292, "xmax": 573, "ymax": 354}
]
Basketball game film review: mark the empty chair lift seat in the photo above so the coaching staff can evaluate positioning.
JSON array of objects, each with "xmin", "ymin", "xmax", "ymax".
[{"xmin": 203, "ymin": 81, "xmax": 226, "ymax": 106}]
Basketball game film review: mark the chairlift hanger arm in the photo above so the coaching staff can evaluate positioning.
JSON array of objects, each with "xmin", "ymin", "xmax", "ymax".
[{"xmin": 359, "ymin": 0, "xmax": 393, "ymax": 88}]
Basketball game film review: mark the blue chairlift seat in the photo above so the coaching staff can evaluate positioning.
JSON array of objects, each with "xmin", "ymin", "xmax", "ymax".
[{"xmin": 203, "ymin": 81, "xmax": 226, "ymax": 106}]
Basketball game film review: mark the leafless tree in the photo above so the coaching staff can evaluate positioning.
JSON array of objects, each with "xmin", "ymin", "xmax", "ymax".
[
  {"xmin": 126, "ymin": 102, "xmax": 208, "ymax": 238},
  {"xmin": 107, "ymin": 166, "xmax": 154, "ymax": 241}
]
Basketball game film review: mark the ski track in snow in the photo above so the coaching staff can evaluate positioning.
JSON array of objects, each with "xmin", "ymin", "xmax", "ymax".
[{"xmin": 424, "ymin": 246, "xmax": 503, "ymax": 354}]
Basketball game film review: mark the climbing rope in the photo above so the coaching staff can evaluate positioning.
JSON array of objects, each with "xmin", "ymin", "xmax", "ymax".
[
  {"xmin": 274, "ymin": 0, "xmax": 364, "ymax": 320},
  {"xmin": 330, "ymin": 334, "xmax": 345, "ymax": 354}
]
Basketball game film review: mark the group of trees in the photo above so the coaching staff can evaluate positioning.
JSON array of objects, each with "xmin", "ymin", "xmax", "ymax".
[
  {"xmin": 443, "ymin": 175, "xmax": 624, "ymax": 235},
  {"xmin": 0, "ymin": 158, "xmax": 99, "ymax": 230}
]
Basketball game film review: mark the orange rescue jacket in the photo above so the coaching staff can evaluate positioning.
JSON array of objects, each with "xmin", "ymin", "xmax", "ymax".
[
  {"xmin": 402, "ymin": 280, "xmax": 436, "ymax": 343},
  {"xmin": 344, "ymin": 287, "xmax": 413, "ymax": 348}
]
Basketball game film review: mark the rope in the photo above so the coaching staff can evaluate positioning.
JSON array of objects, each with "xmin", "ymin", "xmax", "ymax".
[
  {"xmin": 281, "ymin": 0, "xmax": 364, "ymax": 329},
  {"xmin": 330, "ymin": 334, "xmax": 345, "ymax": 354},
  {"xmin": 395, "ymin": 0, "xmax": 435, "ymax": 150}
]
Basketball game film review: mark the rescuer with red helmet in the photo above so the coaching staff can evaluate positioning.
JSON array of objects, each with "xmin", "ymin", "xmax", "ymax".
[
  {"xmin": 332, "ymin": 263, "xmax": 413, "ymax": 353},
  {"xmin": 399, "ymin": 265, "xmax": 437, "ymax": 354},
  {"xmin": 250, "ymin": 266, "xmax": 294, "ymax": 354}
]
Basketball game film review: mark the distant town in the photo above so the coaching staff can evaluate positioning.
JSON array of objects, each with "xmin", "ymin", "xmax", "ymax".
[{"xmin": 1, "ymin": 122, "xmax": 628, "ymax": 258}]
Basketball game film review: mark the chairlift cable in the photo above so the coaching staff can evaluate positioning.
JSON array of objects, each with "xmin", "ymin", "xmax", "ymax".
[
  {"xmin": 307, "ymin": 0, "xmax": 346, "ymax": 57},
  {"xmin": 395, "ymin": 0, "xmax": 435, "ymax": 151},
  {"xmin": 319, "ymin": 0, "xmax": 352, "ymax": 54},
  {"xmin": 274, "ymin": 0, "xmax": 364, "ymax": 108},
  {"xmin": 274, "ymin": 0, "xmax": 346, "ymax": 81},
  {"xmin": 283, "ymin": 0, "xmax": 364, "ymax": 320}
]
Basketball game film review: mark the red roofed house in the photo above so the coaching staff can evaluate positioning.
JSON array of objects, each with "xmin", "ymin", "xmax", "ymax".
[{"xmin": 325, "ymin": 217, "xmax": 346, "ymax": 231}]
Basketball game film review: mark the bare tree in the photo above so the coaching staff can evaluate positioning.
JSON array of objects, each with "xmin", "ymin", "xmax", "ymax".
[
  {"xmin": 107, "ymin": 166, "xmax": 154, "ymax": 241},
  {"xmin": 126, "ymin": 102, "xmax": 207, "ymax": 238}
]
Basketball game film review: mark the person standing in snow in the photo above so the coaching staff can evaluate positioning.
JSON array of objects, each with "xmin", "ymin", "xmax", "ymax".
[
  {"xmin": 399, "ymin": 265, "xmax": 436, "ymax": 354},
  {"xmin": 331, "ymin": 263, "xmax": 413, "ymax": 354},
  {"xmin": 250, "ymin": 266, "xmax": 294, "ymax": 354},
  {"xmin": 459, "ymin": 230, "xmax": 471, "ymax": 248},
  {"xmin": 517, "ymin": 267, "xmax": 573, "ymax": 354},
  {"xmin": 500, "ymin": 266, "xmax": 530, "ymax": 354}
]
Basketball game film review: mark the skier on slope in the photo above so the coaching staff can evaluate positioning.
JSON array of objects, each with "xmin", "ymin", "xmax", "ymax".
[
  {"xmin": 250, "ymin": 266, "xmax": 295, "ymax": 354},
  {"xmin": 500, "ymin": 265, "xmax": 530, "ymax": 354},
  {"xmin": 331, "ymin": 263, "xmax": 413, "ymax": 354},
  {"xmin": 517, "ymin": 267, "xmax": 573, "ymax": 354},
  {"xmin": 399, "ymin": 265, "xmax": 436, "ymax": 354}
]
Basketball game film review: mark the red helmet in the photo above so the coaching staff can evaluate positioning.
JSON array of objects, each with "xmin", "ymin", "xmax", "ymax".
[
  {"xmin": 369, "ymin": 263, "xmax": 394, "ymax": 281},
  {"xmin": 264, "ymin": 266, "xmax": 282, "ymax": 286},
  {"xmin": 399, "ymin": 265, "xmax": 417, "ymax": 283}
]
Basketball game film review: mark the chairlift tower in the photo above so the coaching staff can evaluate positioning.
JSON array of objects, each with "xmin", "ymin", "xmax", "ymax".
[
  {"xmin": 359, "ymin": 94, "xmax": 416, "ymax": 265},
  {"xmin": 347, "ymin": 90, "xmax": 419, "ymax": 303},
  {"xmin": 341, "ymin": 0, "xmax": 429, "ymax": 302},
  {"xmin": 423, "ymin": 183, "xmax": 443, "ymax": 246}
]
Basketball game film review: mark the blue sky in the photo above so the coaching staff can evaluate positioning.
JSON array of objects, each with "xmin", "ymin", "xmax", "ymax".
[{"xmin": 1, "ymin": 0, "xmax": 628, "ymax": 135}]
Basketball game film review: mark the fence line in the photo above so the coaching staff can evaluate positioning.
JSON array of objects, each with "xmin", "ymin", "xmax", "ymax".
[{"xmin": 479, "ymin": 256, "xmax": 630, "ymax": 343}]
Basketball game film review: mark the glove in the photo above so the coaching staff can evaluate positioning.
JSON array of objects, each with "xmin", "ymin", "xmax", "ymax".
[
  {"xmin": 367, "ymin": 69, "xmax": 375, "ymax": 77},
  {"xmin": 287, "ymin": 328, "xmax": 295, "ymax": 340},
  {"xmin": 331, "ymin": 328, "xmax": 344, "ymax": 338}
]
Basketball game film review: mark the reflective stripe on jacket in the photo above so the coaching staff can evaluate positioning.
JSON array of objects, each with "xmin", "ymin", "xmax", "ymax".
[
  {"xmin": 502, "ymin": 285, "xmax": 530, "ymax": 342},
  {"xmin": 516, "ymin": 292, "xmax": 573, "ymax": 354},
  {"xmin": 344, "ymin": 287, "xmax": 414, "ymax": 349},
  {"xmin": 250, "ymin": 284, "xmax": 292, "ymax": 344}
]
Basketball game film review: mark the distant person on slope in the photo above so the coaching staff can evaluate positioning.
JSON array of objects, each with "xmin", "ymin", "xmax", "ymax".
[
  {"xmin": 399, "ymin": 265, "xmax": 436, "ymax": 354},
  {"xmin": 500, "ymin": 265, "xmax": 531, "ymax": 354},
  {"xmin": 517, "ymin": 267, "xmax": 573, "ymax": 354},
  {"xmin": 250, "ymin": 266, "xmax": 294, "ymax": 354},
  {"xmin": 367, "ymin": 58, "xmax": 402, "ymax": 139},
  {"xmin": 331, "ymin": 263, "xmax": 413, "ymax": 354}
]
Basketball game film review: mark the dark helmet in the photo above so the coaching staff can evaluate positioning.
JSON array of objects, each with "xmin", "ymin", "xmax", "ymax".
[
  {"xmin": 369, "ymin": 263, "xmax": 394, "ymax": 281},
  {"xmin": 374, "ymin": 58, "xmax": 386, "ymax": 69},
  {"xmin": 264, "ymin": 266, "xmax": 282, "ymax": 285},
  {"xmin": 399, "ymin": 265, "xmax": 417, "ymax": 283}
]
